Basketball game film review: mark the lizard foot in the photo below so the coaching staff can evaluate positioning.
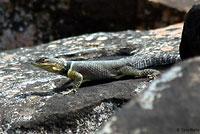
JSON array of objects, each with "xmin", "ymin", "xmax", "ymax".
[
  {"xmin": 147, "ymin": 72, "xmax": 160, "ymax": 80},
  {"xmin": 61, "ymin": 88, "xmax": 77, "ymax": 95},
  {"xmin": 147, "ymin": 74, "xmax": 157, "ymax": 80}
]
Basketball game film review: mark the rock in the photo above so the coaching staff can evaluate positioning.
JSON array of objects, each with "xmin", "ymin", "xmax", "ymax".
[
  {"xmin": 149, "ymin": 0, "xmax": 199, "ymax": 12},
  {"xmin": 0, "ymin": 0, "xmax": 185, "ymax": 50},
  {"xmin": 180, "ymin": 3, "xmax": 200, "ymax": 60},
  {"xmin": 0, "ymin": 23, "xmax": 181, "ymax": 133},
  {"xmin": 98, "ymin": 56, "xmax": 200, "ymax": 134}
]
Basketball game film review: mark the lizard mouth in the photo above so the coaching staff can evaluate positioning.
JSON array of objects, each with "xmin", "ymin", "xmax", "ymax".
[{"xmin": 32, "ymin": 57, "xmax": 65, "ymax": 74}]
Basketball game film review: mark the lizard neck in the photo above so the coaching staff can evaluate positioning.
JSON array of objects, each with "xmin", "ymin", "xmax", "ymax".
[{"xmin": 60, "ymin": 61, "xmax": 72, "ymax": 76}]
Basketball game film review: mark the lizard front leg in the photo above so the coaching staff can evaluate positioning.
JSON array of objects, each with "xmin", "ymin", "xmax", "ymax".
[
  {"xmin": 61, "ymin": 69, "xmax": 83, "ymax": 95},
  {"xmin": 119, "ymin": 66, "xmax": 160, "ymax": 79}
]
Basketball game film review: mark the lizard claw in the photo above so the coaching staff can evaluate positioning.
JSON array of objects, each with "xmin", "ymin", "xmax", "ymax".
[
  {"xmin": 147, "ymin": 72, "xmax": 160, "ymax": 80},
  {"xmin": 147, "ymin": 74, "xmax": 157, "ymax": 80},
  {"xmin": 61, "ymin": 88, "xmax": 77, "ymax": 95},
  {"xmin": 72, "ymin": 88, "xmax": 77, "ymax": 93}
]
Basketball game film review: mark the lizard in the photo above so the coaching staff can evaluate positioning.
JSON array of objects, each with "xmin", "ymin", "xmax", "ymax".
[{"xmin": 32, "ymin": 53, "xmax": 180, "ymax": 95}]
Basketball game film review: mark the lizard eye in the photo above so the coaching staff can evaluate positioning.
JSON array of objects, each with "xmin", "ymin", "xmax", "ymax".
[{"xmin": 37, "ymin": 57, "xmax": 49, "ymax": 63}]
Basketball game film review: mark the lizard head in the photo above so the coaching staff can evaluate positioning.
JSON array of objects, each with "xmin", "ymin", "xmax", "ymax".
[{"xmin": 32, "ymin": 57, "xmax": 66, "ymax": 75}]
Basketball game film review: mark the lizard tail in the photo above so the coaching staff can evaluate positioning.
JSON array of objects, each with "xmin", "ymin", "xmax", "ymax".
[{"xmin": 126, "ymin": 53, "xmax": 181, "ymax": 69}]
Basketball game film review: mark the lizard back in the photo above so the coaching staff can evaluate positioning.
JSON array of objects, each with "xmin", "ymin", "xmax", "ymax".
[{"xmin": 69, "ymin": 53, "xmax": 181, "ymax": 80}]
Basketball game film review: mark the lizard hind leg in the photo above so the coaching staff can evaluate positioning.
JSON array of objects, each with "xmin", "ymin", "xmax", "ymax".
[
  {"xmin": 140, "ymin": 69, "xmax": 160, "ymax": 79},
  {"xmin": 119, "ymin": 66, "xmax": 160, "ymax": 79}
]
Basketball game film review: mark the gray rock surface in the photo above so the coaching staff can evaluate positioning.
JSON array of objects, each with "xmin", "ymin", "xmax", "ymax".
[
  {"xmin": 98, "ymin": 54, "xmax": 200, "ymax": 134},
  {"xmin": 149, "ymin": 0, "xmax": 200, "ymax": 12},
  {"xmin": 0, "ymin": 23, "xmax": 181, "ymax": 133}
]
